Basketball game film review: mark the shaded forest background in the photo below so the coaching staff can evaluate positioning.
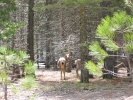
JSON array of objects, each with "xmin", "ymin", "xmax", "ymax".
[
  {"xmin": 1, "ymin": 0, "xmax": 133, "ymax": 100},
  {"xmin": 1, "ymin": 0, "xmax": 132, "ymax": 79}
]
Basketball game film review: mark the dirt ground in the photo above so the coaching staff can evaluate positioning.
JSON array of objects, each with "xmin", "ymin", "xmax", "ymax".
[{"xmin": 1, "ymin": 68, "xmax": 133, "ymax": 100}]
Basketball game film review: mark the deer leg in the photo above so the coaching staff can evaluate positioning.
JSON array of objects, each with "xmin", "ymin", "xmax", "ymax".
[
  {"xmin": 61, "ymin": 70, "xmax": 62, "ymax": 80},
  {"xmin": 63, "ymin": 68, "xmax": 65, "ymax": 80},
  {"xmin": 127, "ymin": 68, "xmax": 130, "ymax": 76},
  {"xmin": 76, "ymin": 68, "xmax": 79, "ymax": 78}
]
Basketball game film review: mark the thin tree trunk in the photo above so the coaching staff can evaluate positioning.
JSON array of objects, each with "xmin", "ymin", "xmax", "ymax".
[
  {"xmin": 4, "ymin": 57, "xmax": 7, "ymax": 100},
  {"xmin": 4, "ymin": 84, "xmax": 7, "ymax": 100},
  {"xmin": 45, "ymin": 0, "xmax": 52, "ymax": 68},
  {"xmin": 27, "ymin": 0, "xmax": 34, "ymax": 61}
]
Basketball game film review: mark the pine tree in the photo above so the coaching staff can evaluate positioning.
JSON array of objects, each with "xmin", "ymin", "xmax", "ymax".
[
  {"xmin": 86, "ymin": 11, "xmax": 133, "ymax": 82},
  {"xmin": 0, "ymin": 46, "xmax": 29, "ymax": 100},
  {"xmin": 0, "ymin": 1, "xmax": 37, "ymax": 99}
]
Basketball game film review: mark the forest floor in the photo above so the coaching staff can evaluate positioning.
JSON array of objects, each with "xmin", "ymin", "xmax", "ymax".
[{"xmin": 0, "ymin": 68, "xmax": 133, "ymax": 100}]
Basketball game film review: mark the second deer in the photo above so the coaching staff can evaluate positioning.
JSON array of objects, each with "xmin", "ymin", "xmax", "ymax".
[{"xmin": 75, "ymin": 59, "xmax": 81, "ymax": 78}]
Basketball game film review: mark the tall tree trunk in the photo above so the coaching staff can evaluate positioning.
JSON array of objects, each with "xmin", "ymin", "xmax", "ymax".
[
  {"xmin": 79, "ymin": 7, "xmax": 89, "ymax": 83},
  {"xmin": 45, "ymin": 0, "xmax": 52, "ymax": 68},
  {"xmin": 45, "ymin": 37, "xmax": 50, "ymax": 68},
  {"xmin": 27, "ymin": 0, "xmax": 34, "ymax": 61},
  {"xmin": 60, "ymin": 9, "xmax": 65, "ymax": 40}
]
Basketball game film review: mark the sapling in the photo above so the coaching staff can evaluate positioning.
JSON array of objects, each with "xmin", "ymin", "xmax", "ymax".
[{"xmin": 0, "ymin": 45, "xmax": 32, "ymax": 100}]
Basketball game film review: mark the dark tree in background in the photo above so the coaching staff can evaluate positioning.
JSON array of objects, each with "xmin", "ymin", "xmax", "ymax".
[
  {"xmin": 27, "ymin": 0, "xmax": 34, "ymax": 61},
  {"xmin": 45, "ymin": 0, "xmax": 52, "ymax": 68}
]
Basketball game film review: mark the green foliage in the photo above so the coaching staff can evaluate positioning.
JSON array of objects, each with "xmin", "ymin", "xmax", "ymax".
[
  {"xmin": 57, "ymin": 0, "xmax": 102, "ymax": 7},
  {"xmin": 0, "ymin": 46, "xmax": 30, "ymax": 66},
  {"xmin": 124, "ymin": 32, "xmax": 133, "ymax": 53},
  {"xmin": 0, "ymin": 46, "xmax": 16, "ymax": 66},
  {"xmin": 96, "ymin": 11, "xmax": 133, "ymax": 52},
  {"xmin": 1, "ymin": 22, "xmax": 23, "ymax": 40},
  {"xmin": 96, "ymin": 11, "xmax": 133, "ymax": 49},
  {"xmin": 97, "ymin": 60, "xmax": 104, "ymax": 69},
  {"xmin": 111, "ymin": 11, "xmax": 133, "ymax": 29},
  {"xmin": 125, "ymin": 0, "xmax": 133, "ymax": 10},
  {"xmin": 57, "ymin": 0, "xmax": 77, "ymax": 7},
  {"xmin": 124, "ymin": 43, "xmax": 133, "ymax": 53},
  {"xmin": 0, "ymin": 45, "xmax": 36, "ymax": 99},
  {"xmin": 102, "ymin": 40, "xmax": 119, "ymax": 51},
  {"xmin": 88, "ymin": 11, "xmax": 133, "ymax": 77},
  {"xmin": 14, "ymin": 50, "xmax": 30, "ymax": 66},
  {"xmin": 0, "ymin": 46, "xmax": 29, "ymax": 99},
  {"xmin": 97, "ymin": 16, "xmax": 114, "ymax": 40},
  {"xmin": 34, "ymin": 0, "xmax": 102, "ymax": 11},
  {"xmin": 89, "ymin": 41, "xmax": 108, "ymax": 60},
  {"xmin": 25, "ymin": 60, "xmax": 37, "ymax": 75},
  {"xmin": 85, "ymin": 61, "xmax": 103, "ymax": 77},
  {"xmin": 0, "ymin": 45, "xmax": 30, "ymax": 85},
  {"xmin": 20, "ymin": 76, "xmax": 37, "ymax": 89},
  {"xmin": 124, "ymin": 33, "xmax": 133, "ymax": 42},
  {"xmin": 114, "ymin": 0, "xmax": 125, "ymax": 4},
  {"xmin": 0, "ymin": 0, "xmax": 16, "ymax": 21},
  {"xmin": 0, "ymin": 0, "xmax": 23, "ymax": 41},
  {"xmin": 97, "ymin": 11, "xmax": 133, "ymax": 38},
  {"xmin": 0, "ymin": 72, "xmax": 8, "ymax": 83}
]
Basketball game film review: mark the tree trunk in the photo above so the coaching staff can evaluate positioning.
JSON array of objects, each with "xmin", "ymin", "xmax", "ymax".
[
  {"xmin": 27, "ymin": 0, "xmax": 34, "ymax": 61},
  {"xmin": 45, "ymin": 38, "xmax": 50, "ymax": 68},
  {"xmin": 4, "ymin": 84, "xmax": 7, "ymax": 100},
  {"xmin": 45, "ymin": 0, "xmax": 52, "ymax": 68},
  {"xmin": 79, "ymin": 7, "xmax": 89, "ymax": 83},
  {"xmin": 4, "ymin": 61, "xmax": 7, "ymax": 100},
  {"xmin": 81, "ymin": 68, "xmax": 89, "ymax": 83},
  {"xmin": 103, "ymin": 52, "xmax": 117, "ymax": 79}
]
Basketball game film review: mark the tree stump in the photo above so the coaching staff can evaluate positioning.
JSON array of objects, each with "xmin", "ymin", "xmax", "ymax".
[
  {"xmin": 103, "ymin": 56, "xmax": 117, "ymax": 79},
  {"xmin": 11, "ymin": 64, "xmax": 20, "ymax": 80},
  {"xmin": 81, "ymin": 68, "xmax": 89, "ymax": 83}
]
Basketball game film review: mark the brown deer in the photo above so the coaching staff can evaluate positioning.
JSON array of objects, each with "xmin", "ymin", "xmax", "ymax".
[
  {"xmin": 57, "ymin": 51, "xmax": 73, "ymax": 80},
  {"xmin": 57, "ymin": 57, "xmax": 66, "ymax": 80},
  {"xmin": 75, "ymin": 59, "xmax": 81, "ymax": 78}
]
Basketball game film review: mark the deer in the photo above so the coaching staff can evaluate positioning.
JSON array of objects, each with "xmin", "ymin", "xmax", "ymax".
[
  {"xmin": 75, "ymin": 59, "xmax": 81, "ymax": 78},
  {"xmin": 57, "ymin": 57, "xmax": 66, "ymax": 80},
  {"xmin": 57, "ymin": 51, "xmax": 73, "ymax": 80}
]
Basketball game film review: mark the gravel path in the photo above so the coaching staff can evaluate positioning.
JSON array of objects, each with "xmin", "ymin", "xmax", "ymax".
[{"xmin": 0, "ymin": 69, "xmax": 133, "ymax": 100}]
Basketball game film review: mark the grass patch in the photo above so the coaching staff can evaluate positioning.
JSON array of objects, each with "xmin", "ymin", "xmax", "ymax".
[{"xmin": 20, "ymin": 76, "xmax": 37, "ymax": 89}]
